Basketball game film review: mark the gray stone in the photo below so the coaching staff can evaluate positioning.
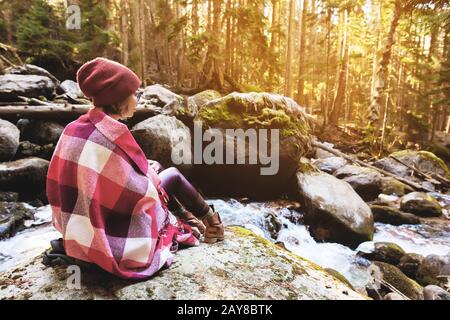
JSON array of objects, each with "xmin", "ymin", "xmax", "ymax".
[
  {"xmin": 334, "ymin": 165, "xmax": 382, "ymax": 201},
  {"xmin": 59, "ymin": 80, "xmax": 84, "ymax": 100},
  {"xmin": 0, "ymin": 157, "xmax": 49, "ymax": 194},
  {"xmin": 423, "ymin": 285, "xmax": 450, "ymax": 300},
  {"xmin": 0, "ymin": 119, "xmax": 20, "ymax": 161},
  {"xmin": 380, "ymin": 176, "xmax": 414, "ymax": 196},
  {"xmin": 0, "ymin": 74, "xmax": 55, "ymax": 101},
  {"xmin": 296, "ymin": 170, "xmax": 374, "ymax": 248},
  {"xmin": 398, "ymin": 253, "xmax": 425, "ymax": 279},
  {"xmin": 312, "ymin": 156, "xmax": 347, "ymax": 174}
]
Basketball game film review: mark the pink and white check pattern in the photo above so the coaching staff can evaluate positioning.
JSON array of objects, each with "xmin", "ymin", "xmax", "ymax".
[{"xmin": 46, "ymin": 107, "xmax": 199, "ymax": 279}]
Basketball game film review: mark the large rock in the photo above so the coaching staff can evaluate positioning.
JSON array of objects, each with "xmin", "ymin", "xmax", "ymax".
[
  {"xmin": 312, "ymin": 156, "xmax": 347, "ymax": 174},
  {"xmin": 131, "ymin": 115, "xmax": 192, "ymax": 174},
  {"xmin": 358, "ymin": 242, "xmax": 406, "ymax": 265},
  {"xmin": 370, "ymin": 205, "xmax": 420, "ymax": 225},
  {"xmin": 334, "ymin": 165, "xmax": 382, "ymax": 201},
  {"xmin": 373, "ymin": 150, "xmax": 450, "ymax": 180},
  {"xmin": 296, "ymin": 170, "xmax": 374, "ymax": 248},
  {"xmin": 423, "ymin": 285, "xmax": 450, "ymax": 300},
  {"xmin": 400, "ymin": 192, "xmax": 442, "ymax": 217},
  {"xmin": 194, "ymin": 92, "xmax": 312, "ymax": 197},
  {"xmin": 0, "ymin": 157, "xmax": 49, "ymax": 195},
  {"xmin": 0, "ymin": 202, "xmax": 34, "ymax": 239},
  {"xmin": 0, "ymin": 227, "xmax": 367, "ymax": 300},
  {"xmin": 0, "ymin": 119, "xmax": 20, "ymax": 161},
  {"xmin": 17, "ymin": 120, "xmax": 64, "ymax": 145},
  {"xmin": 3, "ymin": 64, "xmax": 60, "ymax": 86},
  {"xmin": 372, "ymin": 261, "xmax": 423, "ymax": 300},
  {"xmin": 0, "ymin": 74, "xmax": 56, "ymax": 101},
  {"xmin": 416, "ymin": 254, "xmax": 450, "ymax": 287}
]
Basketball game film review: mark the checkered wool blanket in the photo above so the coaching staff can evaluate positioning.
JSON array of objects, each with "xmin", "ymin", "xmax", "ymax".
[{"xmin": 46, "ymin": 107, "xmax": 199, "ymax": 279}]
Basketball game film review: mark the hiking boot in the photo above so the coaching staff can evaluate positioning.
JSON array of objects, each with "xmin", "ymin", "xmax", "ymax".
[
  {"xmin": 180, "ymin": 210, "xmax": 206, "ymax": 235},
  {"xmin": 202, "ymin": 206, "xmax": 224, "ymax": 244}
]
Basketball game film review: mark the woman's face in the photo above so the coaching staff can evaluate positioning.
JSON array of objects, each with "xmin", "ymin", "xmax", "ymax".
[{"xmin": 118, "ymin": 94, "xmax": 138, "ymax": 120}]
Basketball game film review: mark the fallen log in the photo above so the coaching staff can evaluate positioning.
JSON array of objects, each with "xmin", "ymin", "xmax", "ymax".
[
  {"xmin": 312, "ymin": 140, "xmax": 433, "ymax": 193},
  {"xmin": 0, "ymin": 104, "xmax": 163, "ymax": 121}
]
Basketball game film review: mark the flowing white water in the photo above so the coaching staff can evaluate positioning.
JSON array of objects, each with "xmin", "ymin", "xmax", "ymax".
[
  {"xmin": 1, "ymin": 200, "xmax": 449, "ymax": 291},
  {"xmin": 208, "ymin": 199, "xmax": 450, "ymax": 290}
]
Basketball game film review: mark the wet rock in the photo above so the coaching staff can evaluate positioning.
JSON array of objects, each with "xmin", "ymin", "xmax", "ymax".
[
  {"xmin": 400, "ymin": 192, "xmax": 442, "ymax": 217},
  {"xmin": 358, "ymin": 242, "xmax": 406, "ymax": 265},
  {"xmin": 0, "ymin": 192, "xmax": 19, "ymax": 202},
  {"xmin": 263, "ymin": 212, "xmax": 282, "ymax": 239},
  {"xmin": 0, "ymin": 226, "xmax": 368, "ymax": 300},
  {"xmin": 334, "ymin": 165, "xmax": 382, "ymax": 201},
  {"xmin": 194, "ymin": 92, "xmax": 312, "ymax": 198},
  {"xmin": 131, "ymin": 115, "xmax": 192, "ymax": 174},
  {"xmin": 0, "ymin": 202, "xmax": 34, "ymax": 239},
  {"xmin": 0, "ymin": 74, "xmax": 55, "ymax": 101},
  {"xmin": 416, "ymin": 254, "xmax": 450, "ymax": 287},
  {"xmin": 380, "ymin": 177, "xmax": 414, "ymax": 196},
  {"xmin": 3, "ymin": 64, "xmax": 60, "ymax": 86},
  {"xmin": 324, "ymin": 268, "xmax": 355, "ymax": 291},
  {"xmin": 372, "ymin": 261, "xmax": 423, "ymax": 300},
  {"xmin": 423, "ymin": 285, "xmax": 450, "ymax": 300},
  {"xmin": 312, "ymin": 156, "xmax": 347, "ymax": 174},
  {"xmin": 398, "ymin": 253, "xmax": 425, "ymax": 279},
  {"xmin": 0, "ymin": 157, "xmax": 49, "ymax": 195},
  {"xmin": 17, "ymin": 119, "xmax": 64, "ymax": 145},
  {"xmin": 296, "ymin": 170, "xmax": 374, "ymax": 248},
  {"xmin": 0, "ymin": 119, "xmax": 20, "ymax": 161},
  {"xmin": 373, "ymin": 150, "xmax": 450, "ymax": 180},
  {"xmin": 370, "ymin": 205, "xmax": 420, "ymax": 225},
  {"xmin": 383, "ymin": 292, "xmax": 404, "ymax": 300}
]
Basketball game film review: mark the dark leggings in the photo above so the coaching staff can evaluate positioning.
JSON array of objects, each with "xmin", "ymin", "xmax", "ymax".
[{"xmin": 155, "ymin": 163, "xmax": 210, "ymax": 219}]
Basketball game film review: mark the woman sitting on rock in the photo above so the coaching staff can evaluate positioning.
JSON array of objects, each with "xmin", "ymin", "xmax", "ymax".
[{"xmin": 46, "ymin": 57, "xmax": 224, "ymax": 279}]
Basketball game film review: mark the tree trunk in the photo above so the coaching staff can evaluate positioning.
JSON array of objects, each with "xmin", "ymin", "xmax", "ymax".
[
  {"xmin": 368, "ymin": 0, "xmax": 402, "ymax": 128},
  {"xmin": 284, "ymin": 0, "xmax": 295, "ymax": 97},
  {"xmin": 296, "ymin": 0, "xmax": 308, "ymax": 105},
  {"xmin": 329, "ymin": 8, "xmax": 349, "ymax": 125}
]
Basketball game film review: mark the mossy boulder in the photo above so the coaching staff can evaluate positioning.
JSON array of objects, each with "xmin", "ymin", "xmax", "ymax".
[
  {"xmin": 177, "ymin": 90, "xmax": 222, "ymax": 122},
  {"xmin": 373, "ymin": 150, "xmax": 450, "ymax": 181},
  {"xmin": 0, "ymin": 202, "xmax": 34, "ymax": 239},
  {"xmin": 358, "ymin": 242, "xmax": 406, "ymax": 266},
  {"xmin": 296, "ymin": 170, "xmax": 374, "ymax": 248},
  {"xmin": 370, "ymin": 205, "xmax": 420, "ymax": 225},
  {"xmin": 0, "ymin": 226, "xmax": 367, "ymax": 300},
  {"xmin": 312, "ymin": 156, "xmax": 347, "ymax": 174},
  {"xmin": 372, "ymin": 261, "xmax": 423, "ymax": 300},
  {"xmin": 193, "ymin": 92, "xmax": 312, "ymax": 197},
  {"xmin": 400, "ymin": 192, "xmax": 442, "ymax": 217},
  {"xmin": 380, "ymin": 177, "xmax": 414, "ymax": 197}
]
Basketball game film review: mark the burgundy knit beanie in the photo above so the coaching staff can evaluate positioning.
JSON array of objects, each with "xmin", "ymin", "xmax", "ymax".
[{"xmin": 76, "ymin": 57, "xmax": 141, "ymax": 106}]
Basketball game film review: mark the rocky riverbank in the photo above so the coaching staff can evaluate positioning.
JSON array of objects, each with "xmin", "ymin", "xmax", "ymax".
[{"xmin": 0, "ymin": 64, "xmax": 449, "ymax": 300}]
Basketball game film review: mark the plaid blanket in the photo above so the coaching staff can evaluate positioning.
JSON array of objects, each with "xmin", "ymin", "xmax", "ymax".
[{"xmin": 46, "ymin": 107, "xmax": 199, "ymax": 279}]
